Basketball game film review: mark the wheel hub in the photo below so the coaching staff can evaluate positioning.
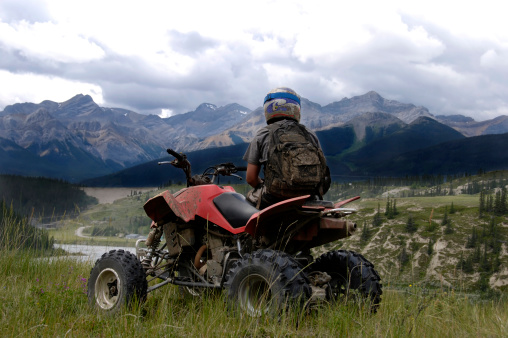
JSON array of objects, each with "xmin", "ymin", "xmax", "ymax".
[
  {"xmin": 95, "ymin": 268, "xmax": 121, "ymax": 310},
  {"xmin": 238, "ymin": 273, "xmax": 272, "ymax": 317}
]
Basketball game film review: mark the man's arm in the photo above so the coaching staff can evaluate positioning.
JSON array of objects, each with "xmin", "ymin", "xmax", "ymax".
[{"xmin": 246, "ymin": 163, "xmax": 263, "ymax": 188}]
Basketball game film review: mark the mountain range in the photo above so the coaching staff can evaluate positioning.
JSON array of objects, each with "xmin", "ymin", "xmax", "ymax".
[{"xmin": 1, "ymin": 91, "xmax": 508, "ymax": 183}]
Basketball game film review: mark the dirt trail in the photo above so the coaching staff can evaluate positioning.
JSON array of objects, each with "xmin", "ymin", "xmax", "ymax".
[{"xmin": 75, "ymin": 226, "xmax": 91, "ymax": 238}]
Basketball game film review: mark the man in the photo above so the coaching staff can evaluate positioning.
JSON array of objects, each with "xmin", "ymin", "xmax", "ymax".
[{"xmin": 243, "ymin": 87, "xmax": 329, "ymax": 209}]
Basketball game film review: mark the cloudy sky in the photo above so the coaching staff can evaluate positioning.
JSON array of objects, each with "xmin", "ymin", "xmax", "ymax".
[{"xmin": 1, "ymin": 0, "xmax": 507, "ymax": 120}]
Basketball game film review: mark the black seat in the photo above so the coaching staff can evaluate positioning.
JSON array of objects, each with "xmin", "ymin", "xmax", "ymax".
[
  {"xmin": 213, "ymin": 192, "xmax": 259, "ymax": 228},
  {"xmin": 303, "ymin": 199, "xmax": 334, "ymax": 208}
]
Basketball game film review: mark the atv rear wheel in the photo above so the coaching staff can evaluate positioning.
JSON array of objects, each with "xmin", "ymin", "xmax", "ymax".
[
  {"xmin": 311, "ymin": 250, "xmax": 382, "ymax": 312},
  {"xmin": 88, "ymin": 249, "xmax": 147, "ymax": 314},
  {"xmin": 225, "ymin": 249, "xmax": 311, "ymax": 317}
]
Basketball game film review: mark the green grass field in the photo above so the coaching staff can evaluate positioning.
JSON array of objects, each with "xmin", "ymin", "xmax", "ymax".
[
  {"xmin": 0, "ymin": 249, "xmax": 506, "ymax": 337},
  {"xmin": 47, "ymin": 186, "xmax": 507, "ymax": 293},
  {"xmin": 2, "ymin": 177, "xmax": 508, "ymax": 336}
]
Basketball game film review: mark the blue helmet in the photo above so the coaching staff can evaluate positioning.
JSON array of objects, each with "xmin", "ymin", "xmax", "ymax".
[{"xmin": 263, "ymin": 87, "xmax": 301, "ymax": 124}]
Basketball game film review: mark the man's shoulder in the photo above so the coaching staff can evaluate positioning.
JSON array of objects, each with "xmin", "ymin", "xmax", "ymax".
[
  {"xmin": 254, "ymin": 125, "xmax": 270, "ymax": 137},
  {"xmin": 267, "ymin": 119, "xmax": 299, "ymax": 130},
  {"xmin": 272, "ymin": 120, "xmax": 313, "ymax": 133},
  {"xmin": 262, "ymin": 119, "xmax": 314, "ymax": 137}
]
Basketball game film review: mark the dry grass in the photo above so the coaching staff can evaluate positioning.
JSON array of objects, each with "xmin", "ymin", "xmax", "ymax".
[{"xmin": 1, "ymin": 249, "xmax": 507, "ymax": 337}]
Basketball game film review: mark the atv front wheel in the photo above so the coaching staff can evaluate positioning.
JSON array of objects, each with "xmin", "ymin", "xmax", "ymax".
[
  {"xmin": 88, "ymin": 249, "xmax": 147, "ymax": 313},
  {"xmin": 311, "ymin": 250, "xmax": 382, "ymax": 312},
  {"xmin": 225, "ymin": 249, "xmax": 311, "ymax": 317}
]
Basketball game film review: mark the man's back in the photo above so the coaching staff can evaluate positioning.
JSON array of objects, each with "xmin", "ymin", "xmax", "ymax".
[
  {"xmin": 264, "ymin": 121, "xmax": 328, "ymax": 199},
  {"xmin": 243, "ymin": 87, "xmax": 330, "ymax": 209}
]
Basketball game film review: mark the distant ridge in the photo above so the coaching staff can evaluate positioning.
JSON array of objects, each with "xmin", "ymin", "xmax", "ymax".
[
  {"xmin": 81, "ymin": 123, "xmax": 506, "ymax": 187},
  {"xmin": 2, "ymin": 92, "xmax": 508, "ymax": 182}
]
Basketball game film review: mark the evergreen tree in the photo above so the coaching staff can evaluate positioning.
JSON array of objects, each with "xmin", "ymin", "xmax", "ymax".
[
  {"xmin": 479, "ymin": 243, "xmax": 491, "ymax": 272},
  {"xmin": 489, "ymin": 216, "xmax": 497, "ymax": 236},
  {"xmin": 492, "ymin": 254, "xmax": 501, "ymax": 273},
  {"xmin": 399, "ymin": 246, "xmax": 410, "ymax": 270},
  {"xmin": 372, "ymin": 203, "xmax": 383, "ymax": 227},
  {"xmin": 481, "ymin": 223, "xmax": 487, "ymax": 241},
  {"xmin": 409, "ymin": 240, "xmax": 419, "ymax": 253},
  {"xmin": 487, "ymin": 195, "xmax": 494, "ymax": 212},
  {"xmin": 448, "ymin": 182, "xmax": 454, "ymax": 195},
  {"xmin": 494, "ymin": 190, "xmax": 502, "ymax": 214},
  {"xmin": 449, "ymin": 202, "xmax": 456, "ymax": 214},
  {"xmin": 393, "ymin": 199, "xmax": 399, "ymax": 216},
  {"xmin": 491, "ymin": 237, "xmax": 502, "ymax": 255},
  {"xmin": 472, "ymin": 245, "xmax": 481, "ymax": 263},
  {"xmin": 405, "ymin": 215, "xmax": 417, "ymax": 233},
  {"xmin": 444, "ymin": 219, "xmax": 454, "ymax": 234},
  {"xmin": 457, "ymin": 251, "xmax": 467, "ymax": 272},
  {"xmin": 479, "ymin": 190, "xmax": 485, "ymax": 218},
  {"xmin": 461, "ymin": 254, "xmax": 474, "ymax": 273},
  {"xmin": 442, "ymin": 206, "xmax": 449, "ymax": 226},
  {"xmin": 427, "ymin": 238, "xmax": 434, "ymax": 255},
  {"xmin": 466, "ymin": 226, "xmax": 477, "ymax": 248},
  {"xmin": 500, "ymin": 187, "xmax": 507, "ymax": 215},
  {"xmin": 385, "ymin": 198, "xmax": 394, "ymax": 219},
  {"xmin": 360, "ymin": 221, "xmax": 370, "ymax": 242},
  {"xmin": 477, "ymin": 273, "xmax": 490, "ymax": 292},
  {"xmin": 488, "ymin": 217, "xmax": 502, "ymax": 255}
]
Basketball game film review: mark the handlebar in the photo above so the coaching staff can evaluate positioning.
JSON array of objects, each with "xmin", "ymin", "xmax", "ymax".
[
  {"xmin": 161, "ymin": 148, "xmax": 245, "ymax": 186},
  {"xmin": 205, "ymin": 163, "xmax": 244, "ymax": 178},
  {"xmin": 166, "ymin": 148, "xmax": 184, "ymax": 162}
]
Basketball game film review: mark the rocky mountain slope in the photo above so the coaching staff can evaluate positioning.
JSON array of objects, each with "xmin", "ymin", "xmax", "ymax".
[
  {"xmin": 338, "ymin": 116, "xmax": 466, "ymax": 169},
  {"xmin": 82, "ymin": 116, "xmax": 505, "ymax": 188},
  {"xmin": 436, "ymin": 114, "xmax": 508, "ymax": 137},
  {"xmin": 1, "ymin": 91, "xmax": 508, "ymax": 181},
  {"xmin": 0, "ymin": 95, "xmax": 251, "ymax": 180},
  {"xmin": 189, "ymin": 91, "xmax": 435, "ymax": 151}
]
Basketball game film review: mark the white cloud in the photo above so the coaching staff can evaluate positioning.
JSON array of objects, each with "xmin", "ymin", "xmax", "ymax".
[
  {"xmin": 397, "ymin": 0, "xmax": 508, "ymax": 40},
  {"xmin": 480, "ymin": 49, "xmax": 508, "ymax": 70},
  {"xmin": 0, "ymin": 20, "xmax": 105, "ymax": 63},
  {"xmin": 159, "ymin": 109, "xmax": 173, "ymax": 118},
  {"xmin": 0, "ymin": 0, "xmax": 508, "ymax": 121},
  {"xmin": 0, "ymin": 70, "xmax": 103, "ymax": 108}
]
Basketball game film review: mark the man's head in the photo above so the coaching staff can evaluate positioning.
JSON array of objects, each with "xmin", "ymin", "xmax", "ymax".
[{"xmin": 263, "ymin": 87, "xmax": 301, "ymax": 124}]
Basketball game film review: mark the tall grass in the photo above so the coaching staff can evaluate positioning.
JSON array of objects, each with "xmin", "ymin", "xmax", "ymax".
[
  {"xmin": 0, "ymin": 201, "xmax": 54, "ymax": 252},
  {"xmin": 0, "ymin": 248, "xmax": 507, "ymax": 336},
  {"xmin": 1, "ymin": 201, "xmax": 507, "ymax": 336}
]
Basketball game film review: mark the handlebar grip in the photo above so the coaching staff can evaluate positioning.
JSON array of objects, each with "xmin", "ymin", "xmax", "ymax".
[
  {"xmin": 166, "ymin": 148, "xmax": 184, "ymax": 161},
  {"xmin": 236, "ymin": 166, "xmax": 247, "ymax": 172}
]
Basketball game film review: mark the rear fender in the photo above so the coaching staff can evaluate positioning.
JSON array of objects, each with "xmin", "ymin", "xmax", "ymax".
[
  {"xmin": 242, "ymin": 195, "xmax": 310, "ymax": 237},
  {"xmin": 334, "ymin": 196, "xmax": 360, "ymax": 208}
]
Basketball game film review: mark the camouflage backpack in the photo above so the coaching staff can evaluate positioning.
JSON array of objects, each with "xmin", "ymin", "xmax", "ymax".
[{"xmin": 264, "ymin": 122, "xmax": 330, "ymax": 199}]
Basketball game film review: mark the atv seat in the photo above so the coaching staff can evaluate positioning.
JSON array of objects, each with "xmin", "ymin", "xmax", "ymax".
[
  {"xmin": 213, "ymin": 192, "xmax": 259, "ymax": 228},
  {"xmin": 303, "ymin": 199, "xmax": 334, "ymax": 208}
]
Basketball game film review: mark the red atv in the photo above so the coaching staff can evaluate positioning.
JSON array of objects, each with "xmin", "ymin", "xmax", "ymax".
[{"xmin": 88, "ymin": 149, "xmax": 382, "ymax": 316}]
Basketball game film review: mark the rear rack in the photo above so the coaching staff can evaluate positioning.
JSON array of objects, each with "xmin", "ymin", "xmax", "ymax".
[{"xmin": 322, "ymin": 208, "xmax": 357, "ymax": 217}]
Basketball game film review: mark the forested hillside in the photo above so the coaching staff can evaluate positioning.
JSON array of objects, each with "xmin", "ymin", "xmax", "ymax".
[{"xmin": 0, "ymin": 175, "xmax": 98, "ymax": 219}]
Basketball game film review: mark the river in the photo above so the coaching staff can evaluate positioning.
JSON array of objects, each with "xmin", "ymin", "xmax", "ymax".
[{"xmin": 54, "ymin": 243, "xmax": 137, "ymax": 263}]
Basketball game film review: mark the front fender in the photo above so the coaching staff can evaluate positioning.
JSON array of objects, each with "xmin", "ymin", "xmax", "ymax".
[
  {"xmin": 143, "ymin": 186, "xmax": 237, "ymax": 230},
  {"xmin": 144, "ymin": 190, "xmax": 195, "ymax": 223}
]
